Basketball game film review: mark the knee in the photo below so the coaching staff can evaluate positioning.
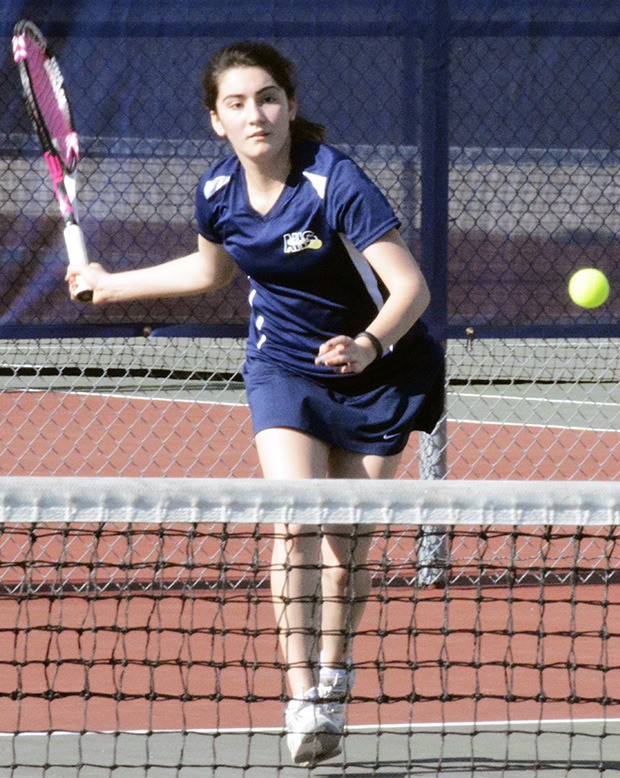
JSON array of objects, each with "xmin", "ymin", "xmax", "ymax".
[
  {"xmin": 322, "ymin": 561, "xmax": 360, "ymax": 591},
  {"xmin": 323, "ymin": 562, "xmax": 349, "ymax": 588},
  {"xmin": 273, "ymin": 524, "xmax": 322, "ymax": 565},
  {"xmin": 323, "ymin": 560, "xmax": 372, "ymax": 596}
]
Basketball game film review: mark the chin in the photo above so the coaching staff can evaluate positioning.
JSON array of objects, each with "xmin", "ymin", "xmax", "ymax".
[{"xmin": 246, "ymin": 144, "xmax": 283, "ymax": 162}]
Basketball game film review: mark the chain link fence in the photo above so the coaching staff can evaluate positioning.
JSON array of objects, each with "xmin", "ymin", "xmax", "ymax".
[{"xmin": 0, "ymin": 1, "xmax": 618, "ymax": 481}]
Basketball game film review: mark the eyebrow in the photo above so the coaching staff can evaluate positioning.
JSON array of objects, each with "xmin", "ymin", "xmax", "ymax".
[{"xmin": 221, "ymin": 85, "xmax": 281, "ymax": 101}]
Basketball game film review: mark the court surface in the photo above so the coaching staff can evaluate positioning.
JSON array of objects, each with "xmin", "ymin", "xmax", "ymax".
[
  {"xmin": 1, "ymin": 374, "xmax": 619, "ymax": 480},
  {"xmin": 0, "ymin": 719, "xmax": 618, "ymax": 776},
  {"xmin": 0, "ymin": 345, "xmax": 618, "ymax": 775}
]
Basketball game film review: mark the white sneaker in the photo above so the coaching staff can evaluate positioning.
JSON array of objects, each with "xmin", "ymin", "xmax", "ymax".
[
  {"xmin": 285, "ymin": 687, "xmax": 343, "ymax": 766},
  {"xmin": 318, "ymin": 664, "xmax": 356, "ymax": 703},
  {"xmin": 318, "ymin": 664, "xmax": 355, "ymax": 730}
]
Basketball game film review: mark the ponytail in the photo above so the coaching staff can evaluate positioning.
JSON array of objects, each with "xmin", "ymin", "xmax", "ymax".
[{"xmin": 291, "ymin": 116, "xmax": 325, "ymax": 143}]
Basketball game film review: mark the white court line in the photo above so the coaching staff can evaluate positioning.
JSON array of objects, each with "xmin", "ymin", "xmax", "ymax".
[
  {"xmin": 15, "ymin": 389, "xmax": 619, "ymax": 431},
  {"xmin": 454, "ymin": 390, "xmax": 619, "ymax": 410},
  {"xmin": 3, "ymin": 717, "xmax": 618, "ymax": 737},
  {"xmin": 449, "ymin": 391, "xmax": 619, "ymax": 434},
  {"xmin": 18, "ymin": 388, "xmax": 246, "ymax": 408},
  {"xmin": 448, "ymin": 417, "xmax": 619, "ymax": 435},
  {"xmin": 17, "ymin": 386, "xmax": 616, "ymax": 411}
]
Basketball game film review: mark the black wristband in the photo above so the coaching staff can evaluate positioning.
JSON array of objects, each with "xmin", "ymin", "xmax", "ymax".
[{"xmin": 356, "ymin": 331, "xmax": 383, "ymax": 362}]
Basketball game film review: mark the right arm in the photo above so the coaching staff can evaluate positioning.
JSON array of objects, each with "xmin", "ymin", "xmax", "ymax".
[{"xmin": 66, "ymin": 235, "xmax": 236, "ymax": 304}]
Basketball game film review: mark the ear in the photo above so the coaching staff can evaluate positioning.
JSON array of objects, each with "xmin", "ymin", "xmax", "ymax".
[
  {"xmin": 288, "ymin": 97, "xmax": 297, "ymax": 121},
  {"xmin": 210, "ymin": 110, "xmax": 227, "ymax": 139}
]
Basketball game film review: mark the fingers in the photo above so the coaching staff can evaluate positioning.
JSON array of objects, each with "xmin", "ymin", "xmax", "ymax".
[
  {"xmin": 65, "ymin": 263, "xmax": 103, "ymax": 303},
  {"xmin": 315, "ymin": 335, "xmax": 373, "ymax": 374},
  {"xmin": 66, "ymin": 269, "xmax": 89, "ymax": 301},
  {"xmin": 316, "ymin": 337, "xmax": 353, "ymax": 373},
  {"xmin": 65, "ymin": 269, "xmax": 81, "ymax": 298}
]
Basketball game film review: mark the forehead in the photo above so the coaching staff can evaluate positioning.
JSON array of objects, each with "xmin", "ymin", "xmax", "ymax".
[{"xmin": 216, "ymin": 66, "xmax": 281, "ymax": 99}]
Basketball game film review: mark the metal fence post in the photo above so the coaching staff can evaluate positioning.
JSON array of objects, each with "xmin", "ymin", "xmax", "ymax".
[{"xmin": 418, "ymin": 0, "xmax": 450, "ymax": 584}]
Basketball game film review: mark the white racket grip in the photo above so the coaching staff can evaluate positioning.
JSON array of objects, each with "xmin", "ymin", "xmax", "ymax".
[
  {"xmin": 63, "ymin": 223, "xmax": 93, "ymax": 302},
  {"xmin": 64, "ymin": 222, "xmax": 88, "ymax": 266}
]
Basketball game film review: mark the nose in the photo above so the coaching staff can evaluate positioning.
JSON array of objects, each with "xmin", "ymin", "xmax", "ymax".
[{"xmin": 246, "ymin": 99, "xmax": 263, "ymax": 123}]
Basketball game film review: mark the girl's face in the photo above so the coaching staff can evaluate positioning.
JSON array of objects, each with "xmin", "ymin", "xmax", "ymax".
[{"xmin": 210, "ymin": 66, "xmax": 296, "ymax": 165}]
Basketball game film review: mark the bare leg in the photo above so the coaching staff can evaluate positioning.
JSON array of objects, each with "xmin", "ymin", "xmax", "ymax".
[
  {"xmin": 271, "ymin": 521, "xmax": 323, "ymax": 696},
  {"xmin": 255, "ymin": 428, "xmax": 402, "ymax": 696},
  {"xmin": 320, "ymin": 450, "xmax": 401, "ymax": 669},
  {"xmin": 255, "ymin": 428, "xmax": 329, "ymax": 698}
]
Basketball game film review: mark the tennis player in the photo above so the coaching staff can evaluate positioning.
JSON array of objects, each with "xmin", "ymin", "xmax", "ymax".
[{"xmin": 66, "ymin": 40, "xmax": 444, "ymax": 767}]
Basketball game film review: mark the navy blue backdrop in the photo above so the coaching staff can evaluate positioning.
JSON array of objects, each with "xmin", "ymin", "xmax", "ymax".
[{"xmin": 1, "ymin": 0, "xmax": 619, "ymax": 337}]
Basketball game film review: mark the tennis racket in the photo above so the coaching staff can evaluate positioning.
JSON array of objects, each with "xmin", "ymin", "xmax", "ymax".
[{"xmin": 12, "ymin": 19, "xmax": 92, "ymax": 302}]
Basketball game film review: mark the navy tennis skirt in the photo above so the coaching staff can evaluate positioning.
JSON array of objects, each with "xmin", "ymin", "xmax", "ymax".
[{"xmin": 242, "ymin": 332, "xmax": 445, "ymax": 456}]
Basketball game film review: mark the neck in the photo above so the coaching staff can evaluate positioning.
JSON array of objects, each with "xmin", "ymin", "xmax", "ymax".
[
  {"xmin": 242, "ymin": 142, "xmax": 292, "ymax": 191},
  {"xmin": 240, "ymin": 140, "xmax": 293, "ymax": 215}
]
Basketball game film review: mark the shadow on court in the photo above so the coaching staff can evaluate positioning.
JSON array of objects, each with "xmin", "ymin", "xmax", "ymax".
[{"xmin": 1, "ymin": 723, "xmax": 618, "ymax": 776}]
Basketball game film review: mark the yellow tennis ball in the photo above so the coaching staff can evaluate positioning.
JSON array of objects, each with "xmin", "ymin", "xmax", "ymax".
[{"xmin": 568, "ymin": 268, "xmax": 609, "ymax": 309}]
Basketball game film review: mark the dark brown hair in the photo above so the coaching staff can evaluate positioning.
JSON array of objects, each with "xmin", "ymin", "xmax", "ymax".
[{"xmin": 203, "ymin": 40, "xmax": 325, "ymax": 143}]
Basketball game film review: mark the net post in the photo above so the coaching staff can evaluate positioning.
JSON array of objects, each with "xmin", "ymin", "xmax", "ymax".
[
  {"xmin": 416, "ymin": 0, "xmax": 451, "ymax": 585},
  {"xmin": 418, "ymin": 411, "xmax": 449, "ymax": 585}
]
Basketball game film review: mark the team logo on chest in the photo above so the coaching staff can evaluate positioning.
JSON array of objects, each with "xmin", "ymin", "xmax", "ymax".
[{"xmin": 283, "ymin": 230, "xmax": 323, "ymax": 254}]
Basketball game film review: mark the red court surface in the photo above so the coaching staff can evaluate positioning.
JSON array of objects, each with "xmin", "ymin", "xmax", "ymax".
[
  {"xmin": 1, "ymin": 391, "xmax": 619, "ymax": 480},
  {"xmin": 1, "ymin": 583, "xmax": 618, "ymax": 733},
  {"xmin": 0, "ymin": 390, "xmax": 618, "ymax": 736}
]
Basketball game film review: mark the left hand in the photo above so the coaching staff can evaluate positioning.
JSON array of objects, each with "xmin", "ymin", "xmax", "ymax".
[{"xmin": 315, "ymin": 335, "xmax": 377, "ymax": 374}]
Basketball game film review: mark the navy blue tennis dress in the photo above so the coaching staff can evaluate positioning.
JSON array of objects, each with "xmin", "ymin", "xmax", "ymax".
[{"xmin": 195, "ymin": 140, "xmax": 444, "ymax": 455}]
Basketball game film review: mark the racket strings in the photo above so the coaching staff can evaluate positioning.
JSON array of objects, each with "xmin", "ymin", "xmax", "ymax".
[{"xmin": 22, "ymin": 38, "xmax": 75, "ymax": 168}]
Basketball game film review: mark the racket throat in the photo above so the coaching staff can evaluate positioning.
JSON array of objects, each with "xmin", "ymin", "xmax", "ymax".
[{"xmin": 44, "ymin": 151, "xmax": 77, "ymax": 220}]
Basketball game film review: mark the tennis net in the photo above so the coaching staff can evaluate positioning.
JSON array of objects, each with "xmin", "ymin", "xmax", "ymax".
[{"xmin": 0, "ymin": 477, "xmax": 618, "ymax": 776}]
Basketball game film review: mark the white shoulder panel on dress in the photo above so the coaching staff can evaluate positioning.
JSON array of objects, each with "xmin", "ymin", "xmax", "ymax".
[
  {"xmin": 303, "ymin": 171, "xmax": 327, "ymax": 200},
  {"xmin": 203, "ymin": 175, "xmax": 231, "ymax": 200}
]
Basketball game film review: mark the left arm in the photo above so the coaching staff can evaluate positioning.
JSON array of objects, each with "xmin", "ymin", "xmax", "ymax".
[{"xmin": 315, "ymin": 229, "xmax": 430, "ymax": 373}]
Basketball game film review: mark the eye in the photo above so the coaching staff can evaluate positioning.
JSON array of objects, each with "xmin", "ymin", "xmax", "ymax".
[
  {"xmin": 222, "ymin": 97, "xmax": 244, "ymax": 110},
  {"xmin": 259, "ymin": 91, "xmax": 280, "ymax": 105}
]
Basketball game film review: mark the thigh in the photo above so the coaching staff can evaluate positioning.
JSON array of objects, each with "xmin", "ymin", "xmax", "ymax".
[
  {"xmin": 321, "ymin": 522, "xmax": 375, "ymax": 570},
  {"xmin": 255, "ymin": 427, "xmax": 331, "ymax": 479},
  {"xmin": 328, "ymin": 448, "xmax": 402, "ymax": 480},
  {"xmin": 321, "ymin": 448, "xmax": 402, "ymax": 567}
]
